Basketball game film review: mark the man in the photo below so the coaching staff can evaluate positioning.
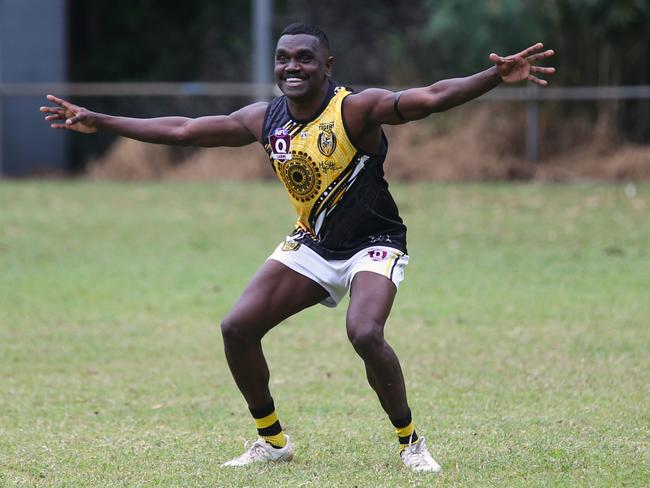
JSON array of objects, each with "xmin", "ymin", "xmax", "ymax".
[{"xmin": 41, "ymin": 23, "xmax": 554, "ymax": 472}]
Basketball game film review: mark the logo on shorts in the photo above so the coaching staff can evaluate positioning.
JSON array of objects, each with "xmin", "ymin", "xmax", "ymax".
[
  {"xmin": 281, "ymin": 238, "xmax": 301, "ymax": 252},
  {"xmin": 270, "ymin": 128, "xmax": 292, "ymax": 161},
  {"xmin": 368, "ymin": 249, "xmax": 388, "ymax": 261}
]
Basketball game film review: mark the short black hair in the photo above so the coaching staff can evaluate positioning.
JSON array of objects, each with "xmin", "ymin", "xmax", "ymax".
[{"xmin": 280, "ymin": 22, "xmax": 330, "ymax": 51}]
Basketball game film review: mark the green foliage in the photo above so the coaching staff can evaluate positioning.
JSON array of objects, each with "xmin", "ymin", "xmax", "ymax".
[
  {"xmin": 419, "ymin": 0, "xmax": 650, "ymax": 141},
  {"xmin": 421, "ymin": 0, "xmax": 544, "ymax": 76},
  {"xmin": 1, "ymin": 182, "xmax": 649, "ymax": 486},
  {"xmin": 66, "ymin": 1, "xmax": 650, "ymax": 143},
  {"xmin": 547, "ymin": 0, "xmax": 650, "ymax": 85},
  {"xmin": 420, "ymin": 0, "xmax": 650, "ymax": 85},
  {"xmin": 69, "ymin": 1, "xmax": 650, "ymax": 86},
  {"xmin": 70, "ymin": 1, "xmax": 252, "ymax": 81}
]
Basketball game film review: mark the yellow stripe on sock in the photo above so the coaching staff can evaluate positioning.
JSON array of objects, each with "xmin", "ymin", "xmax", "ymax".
[
  {"xmin": 254, "ymin": 411, "xmax": 279, "ymax": 430},
  {"xmin": 398, "ymin": 423, "xmax": 416, "ymax": 452},
  {"xmin": 263, "ymin": 432, "xmax": 287, "ymax": 448},
  {"xmin": 395, "ymin": 421, "xmax": 415, "ymax": 439}
]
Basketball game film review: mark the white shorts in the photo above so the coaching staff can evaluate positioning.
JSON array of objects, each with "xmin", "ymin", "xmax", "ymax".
[{"xmin": 268, "ymin": 237, "xmax": 409, "ymax": 308}]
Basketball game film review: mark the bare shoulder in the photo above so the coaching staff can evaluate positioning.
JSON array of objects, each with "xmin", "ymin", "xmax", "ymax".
[
  {"xmin": 231, "ymin": 101, "xmax": 269, "ymax": 142},
  {"xmin": 346, "ymin": 88, "xmax": 394, "ymax": 114},
  {"xmin": 344, "ymin": 88, "xmax": 402, "ymax": 131},
  {"xmin": 232, "ymin": 101, "xmax": 268, "ymax": 120}
]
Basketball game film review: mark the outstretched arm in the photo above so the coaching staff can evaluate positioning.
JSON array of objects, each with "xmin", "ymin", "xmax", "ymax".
[
  {"xmin": 348, "ymin": 42, "xmax": 555, "ymax": 126},
  {"xmin": 40, "ymin": 95, "xmax": 267, "ymax": 147}
]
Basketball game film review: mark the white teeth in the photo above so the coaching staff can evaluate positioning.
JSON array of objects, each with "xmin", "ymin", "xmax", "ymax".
[{"xmin": 286, "ymin": 78, "xmax": 303, "ymax": 83}]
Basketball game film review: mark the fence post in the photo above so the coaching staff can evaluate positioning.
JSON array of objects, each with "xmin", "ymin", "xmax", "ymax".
[
  {"xmin": 0, "ymin": 0, "xmax": 67, "ymax": 176},
  {"xmin": 252, "ymin": 0, "xmax": 273, "ymax": 101},
  {"xmin": 0, "ymin": 0, "xmax": 4, "ymax": 178},
  {"xmin": 526, "ymin": 83, "xmax": 539, "ymax": 163},
  {"xmin": 0, "ymin": 93, "xmax": 4, "ymax": 178}
]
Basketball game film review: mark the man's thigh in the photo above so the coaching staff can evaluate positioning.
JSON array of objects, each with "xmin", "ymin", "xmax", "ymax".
[
  {"xmin": 224, "ymin": 259, "xmax": 330, "ymax": 336},
  {"xmin": 347, "ymin": 271, "xmax": 397, "ymax": 328}
]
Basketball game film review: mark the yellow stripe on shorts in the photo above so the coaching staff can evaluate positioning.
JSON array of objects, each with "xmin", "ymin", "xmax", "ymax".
[{"xmin": 384, "ymin": 254, "xmax": 397, "ymax": 277}]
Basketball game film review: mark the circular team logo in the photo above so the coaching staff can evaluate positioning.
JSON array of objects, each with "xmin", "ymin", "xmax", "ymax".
[{"xmin": 280, "ymin": 151, "xmax": 322, "ymax": 202}]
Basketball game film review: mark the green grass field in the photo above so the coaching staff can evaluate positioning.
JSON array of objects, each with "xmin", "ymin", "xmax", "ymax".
[{"xmin": 1, "ymin": 181, "xmax": 648, "ymax": 487}]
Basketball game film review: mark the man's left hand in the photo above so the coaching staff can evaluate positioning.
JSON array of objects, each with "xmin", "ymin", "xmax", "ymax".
[{"xmin": 489, "ymin": 43, "xmax": 555, "ymax": 86}]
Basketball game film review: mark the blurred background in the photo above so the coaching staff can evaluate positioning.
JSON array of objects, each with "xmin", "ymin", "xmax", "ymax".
[{"xmin": 1, "ymin": 0, "xmax": 649, "ymax": 181}]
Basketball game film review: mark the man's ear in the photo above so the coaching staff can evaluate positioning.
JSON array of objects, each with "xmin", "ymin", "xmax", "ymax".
[{"xmin": 325, "ymin": 55, "xmax": 335, "ymax": 77}]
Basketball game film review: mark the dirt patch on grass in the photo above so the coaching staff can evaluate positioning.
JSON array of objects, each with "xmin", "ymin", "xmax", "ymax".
[
  {"xmin": 88, "ymin": 138, "xmax": 176, "ymax": 180},
  {"xmin": 87, "ymin": 137, "xmax": 271, "ymax": 181},
  {"xmin": 535, "ymin": 144, "xmax": 650, "ymax": 182},
  {"xmin": 87, "ymin": 105, "xmax": 650, "ymax": 182},
  {"xmin": 383, "ymin": 105, "xmax": 532, "ymax": 181}
]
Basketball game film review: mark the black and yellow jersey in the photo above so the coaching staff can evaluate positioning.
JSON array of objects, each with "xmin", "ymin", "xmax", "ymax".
[{"xmin": 262, "ymin": 81, "xmax": 407, "ymax": 260}]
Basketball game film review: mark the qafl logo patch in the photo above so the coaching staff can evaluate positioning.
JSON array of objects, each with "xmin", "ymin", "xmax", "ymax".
[
  {"xmin": 317, "ymin": 121, "xmax": 337, "ymax": 157},
  {"xmin": 270, "ymin": 127, "xmax": 292, "ymax": 161}
]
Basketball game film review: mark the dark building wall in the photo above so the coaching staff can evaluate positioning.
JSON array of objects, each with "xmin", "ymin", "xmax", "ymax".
[{"xmin": 0, "ymin": 0, "xmax": 68, "ymax": 176}]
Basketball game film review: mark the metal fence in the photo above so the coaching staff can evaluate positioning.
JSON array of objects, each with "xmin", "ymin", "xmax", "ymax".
[{"xmin": 1, "ymin": 82, "xmax": 649, "ymax": 175}]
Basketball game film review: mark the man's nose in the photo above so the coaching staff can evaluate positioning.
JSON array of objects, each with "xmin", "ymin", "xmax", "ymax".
[{"xmin": 286, "ymin": 58, "xmax": 300, "ymax": 71}]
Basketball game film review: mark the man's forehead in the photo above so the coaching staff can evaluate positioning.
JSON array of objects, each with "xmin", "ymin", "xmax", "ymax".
[{"xmin": 276, "ymin": 33, "xmax": 324, "ymax": 53}]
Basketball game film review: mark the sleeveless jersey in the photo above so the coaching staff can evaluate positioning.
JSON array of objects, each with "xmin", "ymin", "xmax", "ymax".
[{"xmin": 262, "ymin": 81, "xmax": 407, "ymax": 260}]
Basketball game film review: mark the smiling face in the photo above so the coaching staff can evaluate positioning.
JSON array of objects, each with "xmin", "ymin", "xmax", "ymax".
[{"xmin": 274, "ymin": 34, "xmax": 333, "ymax": 102}]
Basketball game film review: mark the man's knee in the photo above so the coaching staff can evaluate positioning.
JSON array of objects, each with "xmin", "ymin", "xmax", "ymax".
[
  {"xmin": 221, "ymin": 315, "xmax": 259, "ymax": 345},
  {"xmin": 220, "ymin": 317, "xmax": 239, "ymax": 343},
  {"xmin": 346, "ymin": 317, "xmax": 385, "ymax": 356}
]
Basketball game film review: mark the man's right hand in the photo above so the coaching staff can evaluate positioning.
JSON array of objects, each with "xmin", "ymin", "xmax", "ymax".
[
  {"xmin": 39, "ymin": 95, "xmax": 266, "ymax": 147},
  {"xmin": 40, "ymin": 94, "xmax": 98, "ymax": 134}
]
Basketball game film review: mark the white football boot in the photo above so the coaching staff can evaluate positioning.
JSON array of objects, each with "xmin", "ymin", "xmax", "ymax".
[
  {"xmin": 222, "ymin": 435, "xmax": 294, "ymax": 466},
  {"xmin": 400, "ymin": 437, "xmax": 442, "ymax": 473}
]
